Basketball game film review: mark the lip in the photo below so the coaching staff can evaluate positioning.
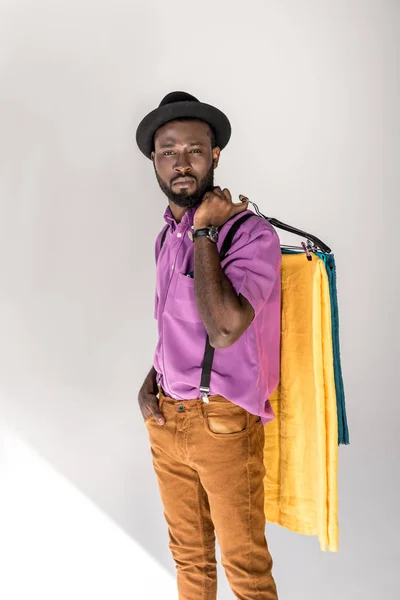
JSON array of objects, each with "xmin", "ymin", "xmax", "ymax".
[{"xmin": 173, "ymin": 178, "xmax": 195, "ymax": 186}]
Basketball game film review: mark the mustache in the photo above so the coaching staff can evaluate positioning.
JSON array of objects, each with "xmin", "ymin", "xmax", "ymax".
[{"xmin": 171, "ymin": 176, "xmax": 196, "ymax": 185}]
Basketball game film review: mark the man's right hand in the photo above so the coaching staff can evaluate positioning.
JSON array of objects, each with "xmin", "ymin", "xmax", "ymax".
[{"xmin": 138, "ymin": 387, "xmax": 165, "ymax": 426}]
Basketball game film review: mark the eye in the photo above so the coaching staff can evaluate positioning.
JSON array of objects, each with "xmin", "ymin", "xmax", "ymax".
[{"xmin": 162, "ymin": 149, "xmax": 202, "ymax": 156}]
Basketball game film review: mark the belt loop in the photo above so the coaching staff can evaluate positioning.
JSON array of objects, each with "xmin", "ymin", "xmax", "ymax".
[{"xmin": 198, "ymin": 399, "xmax": 206, "ymax": 418}]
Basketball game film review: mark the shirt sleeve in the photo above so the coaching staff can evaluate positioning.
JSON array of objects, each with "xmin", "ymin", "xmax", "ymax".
[
  {"xmin": 155, "ymin": 225, "xmax": 168, "ymax": 265},
  {"xmin": 154, "ymin": 225, "xmax": 168, "ymax": 320},
  {"xmin": 222, "ymin": 221, "xmax": 281, "ymax": 318},
  {"xmin": 154, "ymin": 288, "xmax": 159, "ymax": 320},
  {"xmin": 155, "ymin": 232, "xmax": 161, "ymax": 265},
  {"xmin": 154, "ymin": 230, "xmax": 163, "ymax": 320}
]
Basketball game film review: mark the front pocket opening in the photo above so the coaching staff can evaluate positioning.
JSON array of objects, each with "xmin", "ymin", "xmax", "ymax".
[{"xmin": 207, "ymin": 413, "xmax": 248, "ymax": 435}]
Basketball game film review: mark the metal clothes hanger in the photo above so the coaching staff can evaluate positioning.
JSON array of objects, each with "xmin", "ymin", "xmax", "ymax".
[{"xmin": 246, "ymin": 199, "xmax": 332, "ymax": 257}]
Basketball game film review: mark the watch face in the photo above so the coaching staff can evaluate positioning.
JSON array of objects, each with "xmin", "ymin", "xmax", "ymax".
[{"xmin": 209, "ymin": 226, "xmax": 219, "ymax": 243}]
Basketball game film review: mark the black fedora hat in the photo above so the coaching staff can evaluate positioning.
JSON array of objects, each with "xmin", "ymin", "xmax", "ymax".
[{"xmin": 135, "ymin": 91, "xmax": 232, "ymax": 159}]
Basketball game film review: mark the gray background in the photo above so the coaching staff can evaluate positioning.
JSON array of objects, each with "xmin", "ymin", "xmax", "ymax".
[{"xmin": 0, "ymin": 0, "xmax": 399, "ymax": 598}]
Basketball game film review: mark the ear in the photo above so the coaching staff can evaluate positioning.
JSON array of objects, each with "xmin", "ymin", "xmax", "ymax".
[
  {"xmin": 151, "ymin": 151, "xmax": 155, "ymax": 161},
  {"xmin": 212, "ymin": 147, "xmax": 221, "ymax": 168}
]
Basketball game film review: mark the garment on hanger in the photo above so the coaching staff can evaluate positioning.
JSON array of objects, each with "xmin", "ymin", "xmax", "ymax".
[
  {"xmin": 315, "ymin": 252, "xmax": 349, "ymax": 445},
  {"xmin": 263, "ymin": 252, "xmax": 339, "ymax": 552},
  {"xmin": 246, "ymin": 198, "xmax": 349, "ymax": 446},
  {"xmin": 281, "ymin": 250, "xmax": 349, "ymax": 445}
]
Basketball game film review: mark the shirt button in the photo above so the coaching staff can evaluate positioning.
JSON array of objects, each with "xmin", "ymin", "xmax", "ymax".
[
  {"xmin": 177, "ymin": 232, "xmax": 182, "ymax": 238},
  {"xmin": 177, "ymin": 404, "xmax": 185, "ymax": 412}
]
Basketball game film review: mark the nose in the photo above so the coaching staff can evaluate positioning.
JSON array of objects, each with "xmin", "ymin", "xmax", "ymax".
[
  {"xmin": 173, "ymin": 168, "xmax": 193, "ymax": 184},
  {"xmin": 174, "ymin": 152, "xmax": 192, "ymax": 173},
  {"xmin": 174, "ymin": 165, "xmax": 191, "ymax": 177}
]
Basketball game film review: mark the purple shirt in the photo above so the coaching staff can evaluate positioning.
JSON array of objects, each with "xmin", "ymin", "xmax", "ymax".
[{"xmin": 153, "ymin": 205, "xmax": 281, "ymax": 424}]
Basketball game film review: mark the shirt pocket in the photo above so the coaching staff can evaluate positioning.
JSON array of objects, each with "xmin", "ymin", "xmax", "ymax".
[{"xmin": 172, "ymin": 272, "xmax": 202, "ymax": 323}]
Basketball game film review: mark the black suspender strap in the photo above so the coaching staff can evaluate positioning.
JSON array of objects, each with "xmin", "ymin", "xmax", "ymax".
[
  {"xmin": 159, "ymin": 225, "xmax": 169, "ymax": 252},
  {"xmin": 200, "ymin": 212, "xmax": 259, "ymax": 402},
  {"xmin": 199, "ymin": 343, "xmax": 215, "ymax": 402},
  {"xmin": 219, "ymin": 213, "xmax": 258, "ymax": 262}
]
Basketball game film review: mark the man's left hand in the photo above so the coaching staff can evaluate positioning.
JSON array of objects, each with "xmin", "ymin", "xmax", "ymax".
[{"xmin": 194, "ymin": 187, "xmax": 249, "ymax": 230}]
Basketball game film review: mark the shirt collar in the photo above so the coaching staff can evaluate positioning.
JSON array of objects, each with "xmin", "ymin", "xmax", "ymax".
[{"xmin": 163, "ymin": 205, "xmax": 198, "ymax": 231}]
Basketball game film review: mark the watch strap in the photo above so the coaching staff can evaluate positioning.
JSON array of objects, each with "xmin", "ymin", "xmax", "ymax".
[
  {"xmin": 192, "ymin": 225, "xmax": 219, "ymax": 243},
  {"xmin": 192, "ymin": 227, "xmax": 211, "ymax": 240}
]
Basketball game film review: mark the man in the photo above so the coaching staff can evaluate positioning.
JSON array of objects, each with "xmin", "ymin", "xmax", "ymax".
[{"xmin": 136, "ymin": 91, "xmax": 281, "ymax": 600}]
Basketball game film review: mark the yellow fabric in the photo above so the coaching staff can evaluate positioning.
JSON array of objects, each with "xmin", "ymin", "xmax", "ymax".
[{"xmin": 263, "ymin": 253, "xmax": 339, "ymax": 552}]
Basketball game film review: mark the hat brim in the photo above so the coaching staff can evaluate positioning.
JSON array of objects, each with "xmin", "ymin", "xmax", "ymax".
[{"xmin": 136, "ymin": 101, "xmax": 231, "ymax": 159}]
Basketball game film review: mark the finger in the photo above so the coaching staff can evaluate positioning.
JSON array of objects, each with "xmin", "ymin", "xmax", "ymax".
[
  {"xmin": 213, "ymin": 186, "xmax": 224, "ymax": 198},
  {"xmin": 233, "ymin": 200, "xmax": 249, "ymax": 213},
  {"xmin": 146, "ymin": 397, "xmax": 165, "ymax": 425},
  {"xmin": 222, "ymin": 188, "xmax": 232, "ymax": 202},
  {"xmin": 152, "ymin": 408, "xmax": 165, "ymax": 425}
]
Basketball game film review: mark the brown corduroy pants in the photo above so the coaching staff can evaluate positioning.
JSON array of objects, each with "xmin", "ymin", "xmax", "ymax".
[{"xmin": 144, "ymin": 386, "xmax": 279, "ymax": 600}]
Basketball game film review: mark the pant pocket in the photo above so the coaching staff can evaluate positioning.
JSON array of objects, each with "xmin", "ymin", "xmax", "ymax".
[{"xmin": 204, "ymin": 405, "xmax": 260, "ymax": 440}]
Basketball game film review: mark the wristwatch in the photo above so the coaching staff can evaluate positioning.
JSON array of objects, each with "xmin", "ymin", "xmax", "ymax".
[{"xmin": 191, "ymin": 225, "xmax": 219, "ymax": 243}]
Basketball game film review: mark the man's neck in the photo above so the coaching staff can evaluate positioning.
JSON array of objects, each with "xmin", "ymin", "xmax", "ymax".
[
  {"xmin": 168, "ymin": 202, "xmax": 187, "ymax": 224},
  {"xmin": 168, "ymin": 201, "xmax": 199, "ymax": 224}
]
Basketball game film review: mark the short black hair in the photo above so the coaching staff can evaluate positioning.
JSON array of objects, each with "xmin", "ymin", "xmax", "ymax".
[{"xmin": 152, "ymin": 117, "xmax": 217, "ymax": 153}]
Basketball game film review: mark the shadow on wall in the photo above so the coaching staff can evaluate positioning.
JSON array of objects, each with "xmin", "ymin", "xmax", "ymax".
[{"xmin": 0, "ymin": 421, "xmax": 179, "ymax": 599}]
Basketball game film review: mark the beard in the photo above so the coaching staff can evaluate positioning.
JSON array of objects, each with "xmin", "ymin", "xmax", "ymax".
[{"xmin": 153, "ymin": 160, "xmax": 215, "ymax": 209}]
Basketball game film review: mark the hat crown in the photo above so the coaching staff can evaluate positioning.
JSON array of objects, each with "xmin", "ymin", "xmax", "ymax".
[
  {"xmin": 159, "ymin": 91, "xmax": 199, "ymax": 107},
  {"xmin": 136, "ymin": 91, "xmax": 231, "ymax": 159}
]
